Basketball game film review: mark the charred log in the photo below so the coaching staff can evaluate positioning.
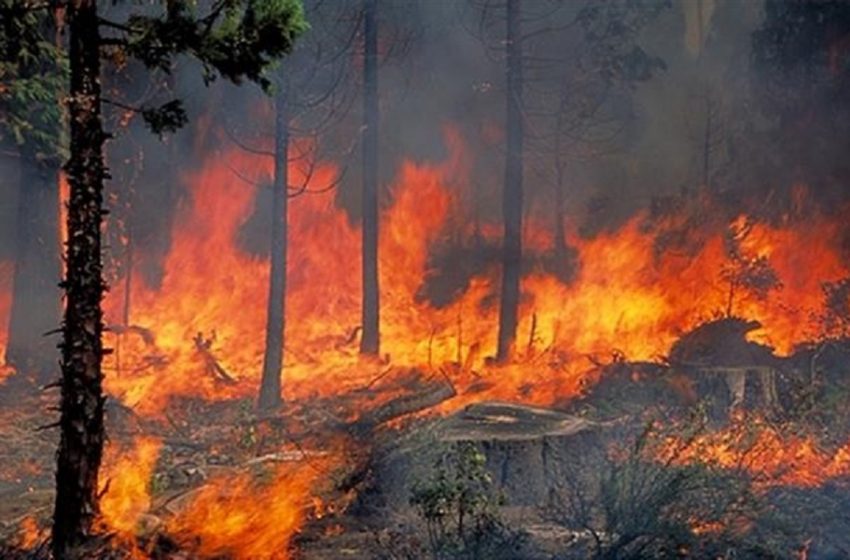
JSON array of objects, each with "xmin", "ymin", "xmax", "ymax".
[
  {"xmin": 192, "ymin": 332, "xmax": 237, "ymax": 385},
  {"xmin": 350, "ymin": 376, "xmax": 456, "ymax": 435}
]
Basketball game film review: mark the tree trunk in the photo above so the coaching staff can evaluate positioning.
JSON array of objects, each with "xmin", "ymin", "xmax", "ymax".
[
  {"xmin": 554, "ymin": 167, "xmax": 568, "ymax": 259},
  {"xmin": 360, "ymin": 0, "xmax": 380, "ymax": 356},
  {"xmin": 703, "ymin": 95, "xmax": 712, "ymax": 189},
  {"xmin": 497, "ymin": 0, "xmax": 523, "ymax": 362},
  {"xmin": 52, "ymin": 2, "xmax": 107, "ymax": 557},
  {"xmin": 258, "ymin": 87, "xmax": 289, "ymax": 411},
  {"xmin": 552, "ymin": 124, "xmax": 568, "ymax": 260},
  {"xmin": 5, "ymin": 147, "xmax": 60, "ymax": 382}
]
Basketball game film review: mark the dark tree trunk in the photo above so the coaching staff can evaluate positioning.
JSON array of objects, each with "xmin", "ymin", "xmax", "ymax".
[
  {"xmin": 5, "ymin": 147, "xmax": 60, "ymax": 382},
  {"xmin": 554, "ymin": 177, "xmax": 567, "ymax": 259},
  {"xmin": 703, "ymin": 95, "xmax": 711, "ymax": 189},
  {"xmin": 497, "ymin": 0, "xmax": 523, "ymax": 362},
  {"xmin": 258, "ymin": 87, "xmax": 289, "ymax": 411},
  {"xmin": 52, "ymin": 2, "xmax": 107, "ymax": 557},
  {"xmin": 360, "ymin": 0, "xmax": 380, "ymax": 356}
]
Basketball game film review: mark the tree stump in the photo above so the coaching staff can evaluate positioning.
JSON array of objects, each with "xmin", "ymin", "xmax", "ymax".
[{"xmin": 365, "ymin": 401, "xmax": 602, "ymax": 511}]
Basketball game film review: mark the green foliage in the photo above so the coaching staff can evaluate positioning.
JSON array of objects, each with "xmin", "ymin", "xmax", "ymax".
[
  {"xmin": 407, "ymin": 442, "xmax": 525, "ymax": 560},
  {"xmin": 236, "ymin": 398, "xmax": 259, "ymax": 450},
  {"xmin": 0, "ymin": 1, "xmax": 67, "ymax": 162},
  {"xmin": 121, "ymin": 0, "xmax": 308, "ymax": 92},
  {"xmin": 141, "ymin": 99, "xmax": 189, "ymax": 136}
]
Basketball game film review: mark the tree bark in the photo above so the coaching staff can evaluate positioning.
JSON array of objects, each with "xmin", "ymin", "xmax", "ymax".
[
  {"xmin": 554, "ymin": 165, "xmax": 568, "ymax": 259},
  {"xmin": 5, "ymin": 147, "xmax": 61, "ymax": 382},
  {"xmin": 258, "ymin": 86, "xmax": 289, "ymax": 411},
  {"xmin": 52, "ymin": 2, "xmax": 107, "ymax": 557},
  {"xmin": 360, "ymin": 0, "xmax": 380, "ymax": 356},
  {"xmin": 497, "ymin": 0, "xmax": 523, "ymax": 362},
  {"xmin": 552, "ymin": 122, "xmax": 568, "ymax": 261},
  {"xmin": 703, "ymin": 94, "xmax": 712, "ymax": 189}
]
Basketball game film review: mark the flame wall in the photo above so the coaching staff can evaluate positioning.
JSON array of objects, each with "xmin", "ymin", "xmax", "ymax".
[
  {"xmin": 4, "ymin": 126, "xmax": 850, "ymax": 558},
  {"xmin": 92, "ymin": 127, "xmax": 850, "ymax": 413}
]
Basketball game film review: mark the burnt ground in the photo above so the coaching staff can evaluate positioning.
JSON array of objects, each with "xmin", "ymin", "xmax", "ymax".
[{"xmin": 2, "ymin": 319, "xmax": 850, "ymax": 558}]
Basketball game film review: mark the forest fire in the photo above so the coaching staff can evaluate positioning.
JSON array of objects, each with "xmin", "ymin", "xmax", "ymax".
[
  {"xmin": 3, "ymin": 126, "xmax": 850, "ymax": 557},
  {"xmin": 34, "ymin": 125, "xmax": 845, "ymax": 555},
  {"xmin": 14, "ymin": 517, "xmax": 46, "ymax": 551},
  {"xmin": 95, "ymin": 131, "xmax": 849, "ymax": 412},
  {"xmin": 2, "ymin": 1, "xmax": 850, "ymax": 558},
  {"xmin": 665, "ymin": 420, "xmax": 850, "ymax": 488}
]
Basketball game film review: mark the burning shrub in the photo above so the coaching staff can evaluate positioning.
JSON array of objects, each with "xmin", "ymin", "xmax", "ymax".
[{"xmin": 547, "ymin": 420, "xmax": 799, "ymax": 559}]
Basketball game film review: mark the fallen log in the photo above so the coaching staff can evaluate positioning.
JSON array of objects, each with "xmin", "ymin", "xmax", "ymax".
[
  {"xmin": 107, "ymin": 324, "xmax": 156, "ymax": 345},
  {"xmin": 335, "ymin": 372, "xmax": 459, "ymax": 496},
  {"xmin": 349, "ymin": 377, "xmax": 457, "ymax": 435}
]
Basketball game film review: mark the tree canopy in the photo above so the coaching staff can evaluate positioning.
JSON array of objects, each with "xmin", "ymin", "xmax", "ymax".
[
  {"xmin": 0, "ymin": 0, "xmax": 66, "ymax": 162},
  {"xmin": 103, "ymin": 0, "xmax": 308, "ymax": 133}
]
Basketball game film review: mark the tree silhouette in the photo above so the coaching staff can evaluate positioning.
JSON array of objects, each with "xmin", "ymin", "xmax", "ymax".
[{"xmin": 42, "ymin": 2, "xmax": 307, "ymax": 556}]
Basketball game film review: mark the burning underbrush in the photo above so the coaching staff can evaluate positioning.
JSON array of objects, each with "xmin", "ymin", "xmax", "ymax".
[
  {"xmin": 0, "ymin": 262, "xmax": 13, "ymax": 384},
  {"xmin": 2, "ymin": 130, "xmax": 850, "ymax": 558},
  {"xmin": 2, "ymin": 341, "xmax": 850, "ymax": 558}
]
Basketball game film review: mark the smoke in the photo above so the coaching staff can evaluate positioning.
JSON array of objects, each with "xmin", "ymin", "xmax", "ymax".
[
  {"xmin": 0, "ymin": 153, "xmax": 19, "ymax": 262},
  {"xmin": 2, "ymin": 0, "xmax": 849, "ymax": 360}
]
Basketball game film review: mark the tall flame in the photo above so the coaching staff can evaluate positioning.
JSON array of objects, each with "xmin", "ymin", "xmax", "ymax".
[
  {"xmin": 95, "ymin": 128, "xmax": 850, "ymax": 415},
  {"xmin": 100, "ymin": 437, "xmax": 162, "ymax": 545},
  {"xmin": 0, "ymin": 261, "xmax": 13, "ymax": 381}
]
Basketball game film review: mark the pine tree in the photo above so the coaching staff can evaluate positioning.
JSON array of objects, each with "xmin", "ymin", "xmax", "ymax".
[{"xmin": 49, "ymin": 2, "xmax": 307, "ymax": 557}]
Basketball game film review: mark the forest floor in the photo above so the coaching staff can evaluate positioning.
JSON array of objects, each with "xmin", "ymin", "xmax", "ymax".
[{"xmin": 3, "ymin": 320, "xmax": 850, "ymax": 558}]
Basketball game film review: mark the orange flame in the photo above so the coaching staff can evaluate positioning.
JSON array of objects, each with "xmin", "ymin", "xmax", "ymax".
[
  {"xmin": 168, "ymin": 454, "xmax": 339, "ymax": 560},
  {"xmin": 664, "ymin": 420, "xmax": 850, "ymax": 487},
  {"xmin": 97, "ymin": 129, "xmax": 850, "ymax": 415},
  {"xmin": 14, "ymin": 515, "xmax": 47, "ymax": 549},
  {"xmin": 0, "ymin": 261, "xmax": 12, "ymax": 381},
  {"xmin": 99, "ymin": 436, "xmax": 162, "ymax": 548},
  {"xmin": 1, "ymin": 124, "xmax": 850, "ymax": 554}
]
